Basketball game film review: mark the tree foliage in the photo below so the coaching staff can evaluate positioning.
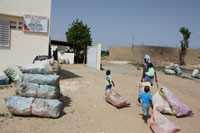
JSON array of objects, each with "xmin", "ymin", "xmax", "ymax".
[
  {"xmin": 179, "ymin": 27, "xmax": 191, "ymax": 49},
  {"xmin": 66, "ymin": 19, "xmax": 92, "ymax": 63},
  {"xmin": 179, "ymin": 26, "xmax": 191, "ymax": 65}
]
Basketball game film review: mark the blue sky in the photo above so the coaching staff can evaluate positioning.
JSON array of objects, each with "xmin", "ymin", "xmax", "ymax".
[{"xmin": 50, "ymin": 0, "xmax": 200, "ymax": 48}]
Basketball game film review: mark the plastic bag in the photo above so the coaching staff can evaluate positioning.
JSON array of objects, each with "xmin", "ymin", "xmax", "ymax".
[
  {"xmin": 148, "ymin": 109, "xmax": 180, "ymax": 133},
  {"xmin": 4, "ymin": 66, "xmax": 23, "ymax": 82},
  {"xmin": 0, "ymin": 71, "xmax": 9, "ymax": 85},
  {"xmin": 161, "ymin": 87, "xmax": 192, "ymax": 117},
  {"xmin": 31, "ymin": 98, "xmax": 64, "ymax": 118},
  {"xmin": 5, "ymin": 96, "xmax": 64, "ymax": 118},
  {"xmin": 23, "ymin": 74, "xmax": 59, "ymax": 86},
  {"xmin": 105, "ymin": 90, "xmax": 130, "ymax": 108},
  {"xmin": 20, "ymin": 63, "xmax": 50, "ymax": 74},
  {"xmin": 152, "ymin": 92, "xmax": 173, "ymax": 114},
  {"xmin": 5, "ymin": 96, "xmax": 34, "ymax": 116},
  {"xmin": 16, "ymin": 82, "xmax": 60, "ymax": 99}
]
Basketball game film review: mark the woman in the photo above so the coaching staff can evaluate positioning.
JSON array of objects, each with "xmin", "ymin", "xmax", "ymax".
[{"xmin": 141, "ymin": 54, "xmax": 158, "ymax": 86}]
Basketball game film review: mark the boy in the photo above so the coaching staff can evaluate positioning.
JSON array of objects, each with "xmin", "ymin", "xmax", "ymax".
[
  {"xmin": 105, "ymin": 70, "xmax": 115, "ymax": 91},
  {"xmin": 138, "ymin": 84, "xmax": 153, "ymax": 123}
]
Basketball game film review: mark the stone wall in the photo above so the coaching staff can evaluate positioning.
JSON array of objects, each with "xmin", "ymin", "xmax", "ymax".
[{"xmin": 109, "ymin": 46, "xmax": 200, "ymax": 65}]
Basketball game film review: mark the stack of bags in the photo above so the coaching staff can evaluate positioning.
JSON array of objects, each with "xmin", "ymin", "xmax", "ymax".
[
  {"xmin": 148, "ymin": 87, "xmax": 192, "ymax": 133},
  {"xmin": 4, "ymin": 61, "xmax": 64, "ymax": 118}
]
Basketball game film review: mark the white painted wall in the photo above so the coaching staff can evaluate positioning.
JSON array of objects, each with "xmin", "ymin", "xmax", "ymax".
[
  {"xmin": 0, "ymin": 0, "xmax": 51, "ymax": 17},
  {"xmin": 87, "ymin": 44, "xmax": 101, "ymax": 70},
  {"xmin": 0, "ymin": 0, "xmax": 51, "ymax": 70}
]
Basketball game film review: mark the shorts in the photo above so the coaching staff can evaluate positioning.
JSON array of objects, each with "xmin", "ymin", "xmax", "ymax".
[{"xmin": 105, "ymin": 84, "xmax": 112, "ymax": 90}]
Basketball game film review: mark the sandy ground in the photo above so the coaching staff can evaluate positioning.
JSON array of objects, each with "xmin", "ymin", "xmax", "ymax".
[{"xmin": 0, "ymin": 63, "xmax": 200, "ymax": 133}]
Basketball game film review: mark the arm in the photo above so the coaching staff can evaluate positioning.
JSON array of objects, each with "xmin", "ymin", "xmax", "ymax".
[
  {"xmin": 141, "ymin": 65, "xmax": 146, "ymax": 82},
  {"xmin": 154, "ymin": 71, "xmax": 158, "ymax": 83},
  {"xmin": 112, "ymin": 80, "xmax": 115, "ymax": 87}
]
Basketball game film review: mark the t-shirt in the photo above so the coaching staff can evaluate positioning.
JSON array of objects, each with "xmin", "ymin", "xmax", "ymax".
[
  {"xmin": 138, "ymin": 91, "xmax": 152, "ymax": 107},
  {"xmin": 145, "ymin": 67, "xmax": 155, "ymax": 77},
  {"xmin": 106, "ymin": 75, "xmax": 112, "ymax": 86}
]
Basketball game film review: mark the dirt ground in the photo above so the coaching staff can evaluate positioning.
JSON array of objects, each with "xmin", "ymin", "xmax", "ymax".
[{"xmin": 0, "ymin": 63, "xmax": 200, "ymax": 133}]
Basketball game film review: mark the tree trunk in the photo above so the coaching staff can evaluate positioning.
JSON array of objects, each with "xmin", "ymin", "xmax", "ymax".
[{"xmin": 179, "ymin": 47, "xmax": 186, "ymax": 65}]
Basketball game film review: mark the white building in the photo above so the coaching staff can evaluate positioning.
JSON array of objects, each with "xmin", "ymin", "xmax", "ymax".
[{"xmin": 0, "ymin": 0, "xmax": 52, "ymax": 70}]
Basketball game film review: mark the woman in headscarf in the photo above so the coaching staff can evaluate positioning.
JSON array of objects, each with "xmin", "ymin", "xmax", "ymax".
[{"xmin": 141, "ymin": 54, "xmax": 158, "ymax": 86}]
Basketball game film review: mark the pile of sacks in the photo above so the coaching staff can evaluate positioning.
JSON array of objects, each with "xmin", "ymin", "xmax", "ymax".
[
  {"xmin": 192, "ymin": 69, "xmax": 200, "ymax": 79},
  {"xmin": 4, "ymin": 60, "xmax": 64, "ymax": 118},
  {"xmin": 164, "ymin": 64, "xmax": 182, "ymax": 76},
  {"xmin": 148, "ymin": 87, "xmax": 192, "ymax": 133}
]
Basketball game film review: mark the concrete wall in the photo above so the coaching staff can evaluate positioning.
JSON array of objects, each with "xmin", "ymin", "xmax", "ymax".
[
  {"xmin": 109, "ymin": 46, "xmax": 200, "ymax": 65},
  {"xmin": 87, "ymin": 44, "xmax": 101, "ymax": 70},
  {"xmin": 0, "ymin": 0, "xmax": 51, "ymax": 17},
  {"xmin": 0, "ymin": 0, "xmax": 51, "ymax": 70}
]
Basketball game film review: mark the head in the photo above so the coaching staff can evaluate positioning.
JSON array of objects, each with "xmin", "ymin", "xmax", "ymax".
[
  {"xmin": 144, "ymin": 54, "xmax": 151, "ymax": 64},
  {"xmin": 144, "ymin": 86, "xmax": 150, "ymax": 93},
  {"xmin": 106, "ymin": 70, "xmax": 111, "ymax": 75}
]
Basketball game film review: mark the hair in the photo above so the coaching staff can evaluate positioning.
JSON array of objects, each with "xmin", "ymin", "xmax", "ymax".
[
  {"xmin": 106, "ymin": 70, "xmax": 111, "ymax": 75},
  {"xmin": 144, "ymin": 86, "xmax": 150, "ymax": 93}
]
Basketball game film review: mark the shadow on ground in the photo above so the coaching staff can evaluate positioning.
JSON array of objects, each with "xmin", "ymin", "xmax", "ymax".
[
  {"xmin": 59, "ymin": 95, "xmax": 73, "ymax": 117},
  {"xmin": 58, "ymin": 69, "xmax": 81, "ymax": 79}
]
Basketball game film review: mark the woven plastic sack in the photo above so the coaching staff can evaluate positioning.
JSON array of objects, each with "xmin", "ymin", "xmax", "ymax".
[
  {"xmin": 23, "ymin": 74, "xmax": 59, "ymax": 86},
  {"xmin": 105, "ymin": 90, "xmax": 130, "ymax": 108},
  {"xmin": 5, "ymin": 96, "xmax": 64, "ymax": 118},
  {"xmin": 161, "ymin": 87, "xmax": 192, "ymax": 117},
  {"xmin": 5, "ymin": 96, "xmax": 34, "ymax": 116},
  {"xmin": 148, "ymin": 109, "xmax": 180, "ymax": 133},
  {"xmin": 0, "ymin": 71, "xmax": 9, "ymax": 85},
  {"xmin": 20, "ymin": 63, "xmax": 50, "ymax": 74},
  {"xmin": 4, "ymin": 66, "xmax": 23, "ymax": 82},
  {"xmin": 152, "ymin": 91, "xmax": 174, "ymax": 114},
  {"xmin": 164, "ymin": 69, "xmax": 176, "ymax": 75},
  {"xmin": 16, "ymin": 82, "xmax": 60, "ymax": 99}
]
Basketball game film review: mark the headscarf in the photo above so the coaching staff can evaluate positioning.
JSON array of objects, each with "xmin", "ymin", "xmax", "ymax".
[{"xmin": 144, "ymin": 54, "xmax": 151, "ymax": 64}]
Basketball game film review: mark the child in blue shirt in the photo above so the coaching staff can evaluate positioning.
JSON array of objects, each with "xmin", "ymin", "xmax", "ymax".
[{"xmin": 138, "ymin": 85, "xmax": 153, "ymax": 123}]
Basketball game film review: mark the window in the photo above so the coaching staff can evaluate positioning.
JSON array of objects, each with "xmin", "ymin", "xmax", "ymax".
[
  {"xmin": 10, "ymin": 21, "xmax": 23, "ymax": 30},
  {"xmin": 0, "ymin": 21, "xmax": 10, "ymax": 48},
  {"xmin": 18, "ymin": 21, "xmax": 23, "ymax": 30}
]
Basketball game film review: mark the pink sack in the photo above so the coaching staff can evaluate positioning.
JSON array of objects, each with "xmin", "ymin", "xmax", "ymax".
[
  {"xmin": 105, "ymin": 90, "xmax": 130, "ymax": 108},
  {"xmin": 161, "ymin": 87, "xmax": 192, "ymax": 117},
  {"xmin": 148, "ymin": 109, "xmax": 180, "ymax": 133}
]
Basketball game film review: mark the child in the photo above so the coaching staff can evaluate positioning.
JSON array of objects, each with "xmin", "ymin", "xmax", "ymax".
[
  {"xmin": 105, "ymin": 70, "xmax": 115, "ymax": 92},
  {"xmin": 138, "ymin": 84, "xmax": 153, "ymax": 123}
]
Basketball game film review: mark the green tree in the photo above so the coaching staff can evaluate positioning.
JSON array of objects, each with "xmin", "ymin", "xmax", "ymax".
[
  {"xmin": 66, "ymin": 19, "xmax": 92, "ymax": 64},
  {"xmin": 179, "ymin": 27, "xmax": 191, "ymax": 65}
]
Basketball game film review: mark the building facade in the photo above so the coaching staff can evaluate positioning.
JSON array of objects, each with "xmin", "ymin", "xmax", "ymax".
[{"xmin": 0, "ymin": 0, "xmax": 51, "ymax": 70}]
